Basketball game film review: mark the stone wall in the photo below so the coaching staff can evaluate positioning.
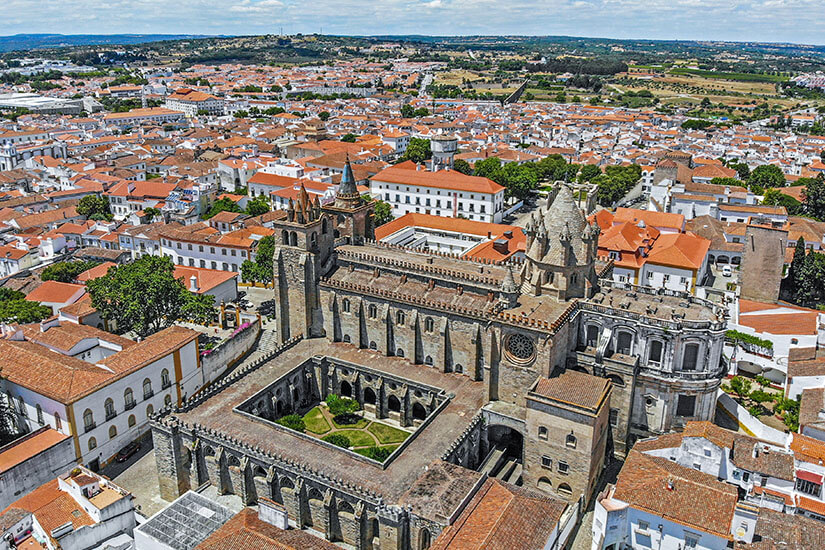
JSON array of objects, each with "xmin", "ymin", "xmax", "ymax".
[{"xmin": 200, "ymin": 316, "xmax": 262, "ymax": 386}]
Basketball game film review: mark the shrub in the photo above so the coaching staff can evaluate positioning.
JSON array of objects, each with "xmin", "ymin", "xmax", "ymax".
[
  {"xmin": 326, "ymin": 394, "xmax": 360, "ymax": 417},
  {"xmin": 750, "ymin": 390, "xmax": 776, "ymax": 404},
  {"xmin": 333, "ymin": 413, "xmax": 362, "ymax": 426},
  {"xmin": 358, "ymin": 446, "xmax": 392, "ymax": 462},
  {"xmin": 276, "ymin": 414, "xmax": 305, "ymax": 433},
  {"xmin": 725, "ymin": 330, "xmax": 773, "ymax": 350},
  {"xmin": 729, "ymin": 376, "xmax": 752, "ymax": 399},
  {"xmin": 322, "ymin": 433, "xmax": 351, "ymax": 448},
  {"xmin": 747, "ymin": 404, "xmax": 765, "ymax": 417}
]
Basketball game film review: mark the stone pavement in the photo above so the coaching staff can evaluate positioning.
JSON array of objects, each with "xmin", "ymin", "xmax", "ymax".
[{"xmin": 110, "ymin": 442, "xmax": 168, "ymax": 519}]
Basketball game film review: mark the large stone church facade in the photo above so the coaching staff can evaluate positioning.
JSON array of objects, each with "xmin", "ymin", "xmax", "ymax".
[{"xmin": 152, "ymin": 162, "xmax": 728, "ymax": 549}]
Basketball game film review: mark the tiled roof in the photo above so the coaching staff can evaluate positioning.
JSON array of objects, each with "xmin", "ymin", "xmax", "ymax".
[
  {"xmin": 430, "ymin": 478, "xmax": 567, "ymax": 550},
  {"xmin": 530, "ymin": 371, "xmax": 610, "ymax": 412},
  {"xmin": 196, "ymin": 508, "xmax": 338, "ymax": 550},
  {"xmin": 0, "ymin": 428, "xmax": 70, "ymax": 474},
  {"xmin": 372, "ymin": 165, "xmax": 504, "ymax": 194},
  {"xmin": 613, "ymin": 450, "xmax": 737, "ymax": 540}
]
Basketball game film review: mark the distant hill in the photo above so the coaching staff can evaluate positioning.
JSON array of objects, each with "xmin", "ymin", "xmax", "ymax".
[{"xmin": 0, "ymin": 34, "xmax": 214, "ymax": 53}]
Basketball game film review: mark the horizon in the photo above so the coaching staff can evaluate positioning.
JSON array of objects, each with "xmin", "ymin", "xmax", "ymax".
[
  {"xmin": 2, "ymin": 0, "xmax": 825, "ymax": 47},
  {"xmin": 2, "ymin": 31, "xmax": 825, "ymax": 51}
]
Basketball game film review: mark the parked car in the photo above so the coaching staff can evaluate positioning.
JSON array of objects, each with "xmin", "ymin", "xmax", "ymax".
[
  {"xmin": 115, "ymin": 440, "xmax": 141, "ymax": 462},
  {"xmin": 721, "ymin": 265, "xmax": 733, "ymax": 277}
]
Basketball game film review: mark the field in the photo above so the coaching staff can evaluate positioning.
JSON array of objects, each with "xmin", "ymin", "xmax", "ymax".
[{"xmin": 669, "ymin": 68, "xmax": 789, "ymax": 83}]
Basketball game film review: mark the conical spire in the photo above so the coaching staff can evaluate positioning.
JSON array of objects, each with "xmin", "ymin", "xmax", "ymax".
[
  {"xmin": 338, "ymin": 155, "xmax": 358, "ymax": 197},
  {"xmin": 501, "ymin": 265, "xmax": 518, "ymax": 294},
  {"xmin": 334, "ymin": 154, "xmax": 363, "ymax": 209}
]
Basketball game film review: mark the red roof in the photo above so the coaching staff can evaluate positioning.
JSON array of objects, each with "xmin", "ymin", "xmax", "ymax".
[
  {"xmin": 25, "ymin": 281, "xmax": 86, "ymax": 305},
  {"xmin": 372, "ymin": 165, "xmax": 504, "ymax": 194},
  {"xmin": 0, "ymin": 429, "xmax": 70, "ymax": 474}
]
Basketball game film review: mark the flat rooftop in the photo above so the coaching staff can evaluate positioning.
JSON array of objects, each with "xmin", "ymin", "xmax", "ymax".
[
  {"xmin": 173, "ymin": 339, "xmax": 487, "ymax": 502},
  {"xmin": 136, "ymin": 491, "xmax": 234, "ymax": 550}
]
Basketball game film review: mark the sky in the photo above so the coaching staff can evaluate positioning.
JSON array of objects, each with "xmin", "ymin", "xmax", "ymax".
[{"xmin": 2, "ymin": 0, "xmax": 824, "ymax": 46}]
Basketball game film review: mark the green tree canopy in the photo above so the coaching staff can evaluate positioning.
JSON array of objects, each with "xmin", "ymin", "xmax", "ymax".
[
  {"xmin": 87, "ymin": 256, "xmax": 216, "ymax": 338},
  {"xmin": 204, "ymin": 197, "xmax": 242, "ymax": 220},
  {"xmin": 578, "ymin": 164, "xmax": 602, "ymax": 183},
  {"xmin": 452, "ymin": 159, "xmax": 473, "ymax": 175},
  {"xmin": 41, "ymin": 261, "xmax": 102, "ymax": 283},
  {"xmin": 0, "ymin": 299, "xmax": 52, "ymax": 324},
  {"xmin": 77, "ymin": 194, "xmax": 112, "ymax": 221},
  {"xmin": 747, "ymin": 164, "xmax": 785, "ymax": 193},
  {"xmin": 318, "ymin": 111, "xmax": 331, "ymax": 121},
  {"xmin": 401, "ymin": 138, "xmax": 431, "ymax": 164},
  {"xmin": 372, "ymin": 199, "xmax": 394, "ymax": 227},
  {"xmin": 240, "ymin": 234, "xmax": 275, "ymax": 284},
  {"xmin": 762, "ymin": 188, "xmax": 801, "ymax": 215},
  {"xmin": 245, "ymin": 196, "xmax": 271, "ymax": 217},
  {"xmin": 802, "ymin": 174, "xmax": 825, "ymax": 220},
  {"xmin": 709, "ymin": 177, "xmax": 745, "ymax": 188},
  {"xmin": 340, "ymin": 133, "xmax": 357, "ymax": 143},
  {"xmin": 594, "ymin": 165, "xmax": 642, "ymax": 206}
]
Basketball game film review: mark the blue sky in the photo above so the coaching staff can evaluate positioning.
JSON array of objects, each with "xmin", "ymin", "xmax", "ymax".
[{"xmin": 2, "ymin": 0, "xmax": 823, "ymax": 46}]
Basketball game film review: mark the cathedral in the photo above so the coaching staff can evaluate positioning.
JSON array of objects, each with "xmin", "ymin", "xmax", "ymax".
[{"xmin": 152, "ymin": 161, "xmax": 728, "ymax": 549}]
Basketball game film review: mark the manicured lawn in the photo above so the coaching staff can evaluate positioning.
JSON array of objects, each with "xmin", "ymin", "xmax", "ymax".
[
  {"xmin": 332, "ymin": 415, "xmax": 368, "ymax": 429},
  {"xmin": 303, "ymin": 407, "xmax": 331, "ymax": 435},
  {"xmin": 368, "ymin": 422, "xmax": 410, "ymax": 445},
  {"xmin": 337, "ymin": 429, "xmax": 376, "ymax": 448}
]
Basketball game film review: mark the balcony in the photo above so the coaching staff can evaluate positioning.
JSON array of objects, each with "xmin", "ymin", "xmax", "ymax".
[
  {"xmin": 144, "ymin": 391, "xmax": 154, "ymax": 400},
  {"xmin": 105, "ymin": 411, "xmax": 117, "ymax": 421},
  {"xmin": 84, "ymin": 422, "xmax": 96, "ymax": 433},
  {"xmin": 125, "ymin": 401, "xmax": 136, "ymax": 410}
]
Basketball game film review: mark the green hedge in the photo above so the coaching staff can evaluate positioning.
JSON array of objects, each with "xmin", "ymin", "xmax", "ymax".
[
  {"xmin": 276, "ymin": 414, "xmax": 305, "ymax": 433},
  {"xmin": 322, "ymin": 433, "xmax": 351, "ymax": 448},
  {"xmin": 725, "ymin": 330, "xmax": 773, "ymax": 350}
]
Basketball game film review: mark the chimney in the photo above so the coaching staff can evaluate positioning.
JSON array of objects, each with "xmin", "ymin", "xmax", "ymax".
[
  {"xmin": 258, "ymin": 497, "xmax": 289, "ymax": 530},
  {"xmin": 189, "ymin": 275, "xmax": 199, "ymax": 292}
]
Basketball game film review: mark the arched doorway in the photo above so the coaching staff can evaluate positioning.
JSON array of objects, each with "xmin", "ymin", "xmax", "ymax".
[
  {"xmin": 412, "ymin": 402, "xmax": 427, "ymax": 421},
  {"xmin": 363, "ymin": 387, "xmax": 376, "ymax": 405},
  {"xmin": 340, "ymin": 380, "xmax": 352, "ymax": 398},
  {"xmin": 481, "ymin": 424, "xmax": 524, "ymax": 485},
  {"xmin": 387, "ymin": 395, "xmax": 401, "ymax": 413}
]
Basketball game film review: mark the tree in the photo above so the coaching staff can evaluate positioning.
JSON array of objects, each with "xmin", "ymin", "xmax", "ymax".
[
  {"xmin": 245, "ymin": 196, "xmax": 271, "ymax": 217},
  {"xmin": 373, "ymin": 199, "xmax": 394, "ymax": 227},
  {"xmin": 276, "ymin": 414, "xmax": 305, "ymax": 432},
  {"xmin": 144, "ymin": 207, "xmax": 161, "ymax": 222},
  {"xmin": 318, "ymin": 111, "xmax": 330, "ymax": 121},
  {"xmin": 788, "ymin": 236, "xmax": 807, "ymax": 302},
  {"xmin": 87, "ymin": 256, "xmax": 216, "ymax": 338},
  {"xmin": 747, "ymin": 164, "xmax": 785, "ymax": 193},
  {"xmin": 802, "ymin": 174, "xmax": 825, "ymax": 220},
  {"xmin": 341, "ymin": 133, "xmax": 357, "ymax": 143},
  {"xmin": 729, "ymin": 376, "xmax": 752, "ymax": 399},
  {"xmin": 41, "ymin": 261, "xmax": 101, "ymax": 283},
  {"xmin": 729, "ymin": 162, "xmax": 751, "ymax": 180},
  {"xmin": 203, "ymin": 197, "xmax": 242, "ymax": 220},
  {"xmin": 402, "ymin": 138, "xmax": 431, "ymax": 164},
  {"xmin": 453, "ymin": 159, "xmax": 473, "ymax": 175},
  {"xmin": 240, "ymin": 234, "xmax": 275, "ymax": 284},
  {"xmin": 498, "ymin": 162, "xmax": 539, "ymax": 200},
  {"xmin": 473, "ymin": 157, "xmax": 502, "ymax": 181},
  {"xmin": 762, "ymin": 188, "xmax": 801, "ymax": 215},
  {"xmin": 578, "ymin": 164, "xmax": 602, "ymax": 183},
  {"xmin": 709, "ymin": 177, "xmax": 745, "ymax": 188},
  {"xmin": 400, "ymin": 103, "xmax": 415, "ymax": 118},
  {"xmin": 77, "ymin": 194, "xmax": 112, "ymax": 221},
  {"xmin": 0, "ymin": 299, "xmax": 52, "ymax": 324}
]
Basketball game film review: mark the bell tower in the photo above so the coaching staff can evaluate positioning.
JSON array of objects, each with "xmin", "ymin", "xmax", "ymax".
[{"xmin": 321, "ymin": 156, "xmax": 375, "ymax": 245}]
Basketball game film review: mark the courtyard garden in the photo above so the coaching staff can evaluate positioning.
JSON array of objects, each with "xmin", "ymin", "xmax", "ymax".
[
  {"xmin": 722, "ymin": 375, "xmax": 799, "ymax": 432},
  {"xmin": 276, "ymin": 394, "xmax": 412, "ymax": 462}
]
